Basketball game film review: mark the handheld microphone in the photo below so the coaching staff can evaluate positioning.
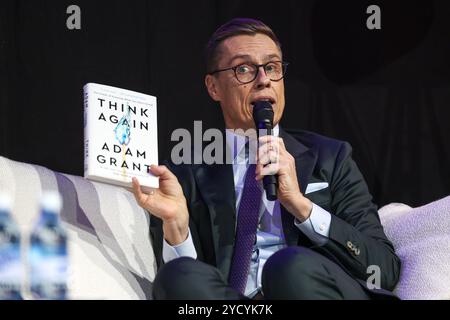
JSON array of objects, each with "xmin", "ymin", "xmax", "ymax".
[{"xmin": 252, "ymin": 101, "xmax": 278, "ymax": 201}]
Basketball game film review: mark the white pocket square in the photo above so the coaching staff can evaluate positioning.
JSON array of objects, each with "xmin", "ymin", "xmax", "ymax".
[{"xmin": 305, "ymin": 182, "xmax": 329, "ymax": 195}]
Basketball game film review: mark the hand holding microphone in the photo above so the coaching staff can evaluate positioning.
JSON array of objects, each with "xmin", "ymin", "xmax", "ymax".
[
  {"xmin": 253, "ymin": 100, "xmax": 313, "ymax": 221},
  {"xmin": 252, "ymin": 100, "xmax": 278, "ymax": 201}
]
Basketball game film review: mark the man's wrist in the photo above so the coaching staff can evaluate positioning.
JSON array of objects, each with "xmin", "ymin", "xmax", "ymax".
[
  {"xmin": 163, "ymin": 217, "xmax": 189, "ymax": 246},
  {"xmin": 292, "ymin": 196, "xmax": 313, "ymax": 223}
]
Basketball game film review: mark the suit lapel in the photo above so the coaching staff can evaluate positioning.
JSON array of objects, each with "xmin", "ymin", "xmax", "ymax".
[
  {"xmin": 193, "ymin": 161, "xmax": 236, "ymax": 279},
  {"xmin": 279, "ymin": 129, "xmax": 318, "ymax": 246}
]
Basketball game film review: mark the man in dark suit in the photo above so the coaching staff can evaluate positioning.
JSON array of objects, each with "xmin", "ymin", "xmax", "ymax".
[{"xmin": 132, "ymin": 18, "xmax": 401, "ymax": 299}]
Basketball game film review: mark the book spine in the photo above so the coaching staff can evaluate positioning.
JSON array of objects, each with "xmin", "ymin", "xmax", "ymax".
[{"xmin": 83, "ymin": 86, "xmax": 89, "ymax": 177}]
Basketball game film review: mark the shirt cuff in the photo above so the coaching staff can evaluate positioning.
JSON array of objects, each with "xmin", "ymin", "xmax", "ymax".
[
  {"xmin": 162, "ymin": 228, "xmax": 197, "ymax": 263},
  {"xmin": 294, "ymin": 203, "xmax": 331, "ymax": 246}
]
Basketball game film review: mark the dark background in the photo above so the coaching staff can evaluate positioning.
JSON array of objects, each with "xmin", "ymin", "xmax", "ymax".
[{"xmin": 1, "ymin": 0, "xmax": 449, "ymax": 207}]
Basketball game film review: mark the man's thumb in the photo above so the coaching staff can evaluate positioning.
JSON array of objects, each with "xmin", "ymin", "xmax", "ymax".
[{"xmin": 149, "ymin": 165, "xmax": 173, "ymax": 179}]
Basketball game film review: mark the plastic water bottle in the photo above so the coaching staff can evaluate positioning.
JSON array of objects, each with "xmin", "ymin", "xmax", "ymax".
[
  {"xmin": 0, "ymin": 193, "xmax": 23, "ymax": 300},
  {"xmin": 29, "ymin": 191, "xmax": 68, "ymax": 300}
]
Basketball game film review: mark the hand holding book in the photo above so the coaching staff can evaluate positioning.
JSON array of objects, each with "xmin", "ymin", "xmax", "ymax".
[{"xmin": 131, "ymin": 165, "xmax": 189, "ymax": 246}]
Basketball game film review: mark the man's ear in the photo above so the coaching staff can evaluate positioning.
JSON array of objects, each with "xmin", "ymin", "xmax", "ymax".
[{"xmin": 205, "ymin": 74, "xmax": 220, "ymax": 102}]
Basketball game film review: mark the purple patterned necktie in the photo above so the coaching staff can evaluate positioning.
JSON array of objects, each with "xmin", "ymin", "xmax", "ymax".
[{"xmin": 228, "ymin": 163, "xmax": 262, "ymax": 294}]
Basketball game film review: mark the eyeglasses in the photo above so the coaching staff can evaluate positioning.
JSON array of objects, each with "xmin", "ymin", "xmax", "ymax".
[{"xmin": 209, "ymin": 61, "xmax": 289, "ymax": 84}]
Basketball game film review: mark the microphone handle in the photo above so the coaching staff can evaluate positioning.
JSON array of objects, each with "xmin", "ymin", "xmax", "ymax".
[
  {"xmin": 263, "ymin": 175, "xmax": 278, "ymax": 201},
  {"xmin": 259, "ymin": 126, "xmax": 278, "ymax": 201}
]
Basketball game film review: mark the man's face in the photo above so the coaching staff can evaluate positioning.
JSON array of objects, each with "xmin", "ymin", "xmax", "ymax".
[{"xmin": 205, "ymin": 34, "xmax": 285, "ymax": 130}]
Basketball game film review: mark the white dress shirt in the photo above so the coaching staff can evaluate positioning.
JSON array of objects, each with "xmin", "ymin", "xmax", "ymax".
[{"xmin": 162, "ymin": 125, "xmax": 332, "ymax": 297}]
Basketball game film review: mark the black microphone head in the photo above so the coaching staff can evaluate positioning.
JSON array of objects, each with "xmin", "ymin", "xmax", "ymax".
[{"xmin": 252, "ymin": 100, "xmax": 274, "ymax": 130}]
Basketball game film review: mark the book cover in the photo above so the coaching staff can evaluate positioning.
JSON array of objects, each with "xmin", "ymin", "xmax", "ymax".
[{"xmin": 84, "ymin": 83, "xmax": 159, "ymax": 192}]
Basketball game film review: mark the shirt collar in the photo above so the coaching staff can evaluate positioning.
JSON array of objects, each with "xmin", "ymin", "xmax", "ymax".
[{"xmin": 225, "ymin": 124, "xmax": 280, "ymax": 161}]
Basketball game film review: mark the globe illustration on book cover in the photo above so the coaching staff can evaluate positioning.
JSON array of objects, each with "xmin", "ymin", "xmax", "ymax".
[{"xmin": 114, "ymin": 110, "xmax": 131, "ymax": 145}]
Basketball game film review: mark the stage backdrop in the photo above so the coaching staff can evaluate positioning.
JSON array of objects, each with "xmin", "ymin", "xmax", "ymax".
[{"xmin": 1, "ymin": 0, "xmax": 449, "ymax": 207}]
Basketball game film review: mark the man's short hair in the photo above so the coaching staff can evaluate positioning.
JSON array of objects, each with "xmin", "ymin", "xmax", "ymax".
[{"xmin": 205, "ymin": 18, "xmax": 282, "ymax": 73}]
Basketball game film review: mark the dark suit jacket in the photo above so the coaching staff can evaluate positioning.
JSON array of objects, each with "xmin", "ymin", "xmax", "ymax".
[{"xmin": 150, "ymin": 128, "xmax": 401, "ymax": 295}]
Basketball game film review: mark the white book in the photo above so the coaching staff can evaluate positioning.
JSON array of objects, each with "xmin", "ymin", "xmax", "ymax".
[{"xmin": 83, "ymin": 83, "xmax": 159, "ymax": 192}]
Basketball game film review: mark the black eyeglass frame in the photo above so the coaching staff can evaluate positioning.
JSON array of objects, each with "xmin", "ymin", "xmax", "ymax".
[{"xmin": 208, "ymin": 60, "xmax": 289, "ymax": 84}]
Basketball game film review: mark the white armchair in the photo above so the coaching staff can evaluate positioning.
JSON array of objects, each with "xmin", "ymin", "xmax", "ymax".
[
  {"xmin": 0, "ymin": 155, "xmax": 156, "ymax": 300},
  {"xmin": 379, "ymin": 198, "xmax": 450, "ymax": 299}
]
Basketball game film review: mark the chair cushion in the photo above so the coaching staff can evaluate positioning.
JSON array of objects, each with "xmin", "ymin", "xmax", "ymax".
[
  {"xmin": 0, "ymin": 156, "xmax": 156, "ymax": 299},
  {"xmin": 379, "ymin": 197, "xmax": 450, "ymax": 299}
]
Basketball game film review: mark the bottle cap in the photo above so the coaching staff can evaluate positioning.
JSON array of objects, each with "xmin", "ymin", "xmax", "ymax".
[
  {"xmin": 40, "ymin": 191, "xmax": 63, "ymax": 213},
  {"xmin": 0, "ymin": 193, "xmax": 12, "ymax": 212}
]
